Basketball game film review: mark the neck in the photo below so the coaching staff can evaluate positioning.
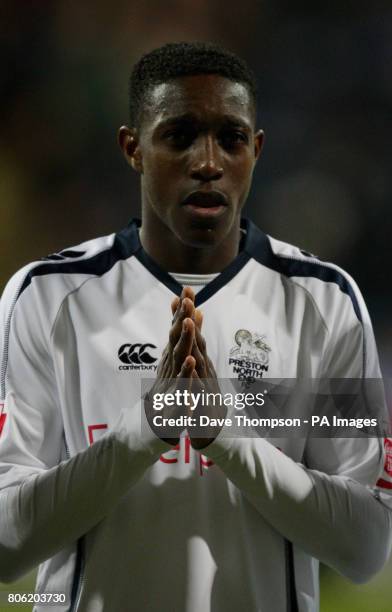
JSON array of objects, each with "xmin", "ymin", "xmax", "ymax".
[{"xmin": 139, "ymin": 211, "xmax": 242, "ymax": 274}]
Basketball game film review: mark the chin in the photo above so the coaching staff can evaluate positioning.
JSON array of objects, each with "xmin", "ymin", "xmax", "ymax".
[
  {"xmin": 181, "ymin": 230, "xmax": 220, "ymax": 248},
  {"xmin": 177, "ymin": 220, "xmax": 230, "ymax": 249}
]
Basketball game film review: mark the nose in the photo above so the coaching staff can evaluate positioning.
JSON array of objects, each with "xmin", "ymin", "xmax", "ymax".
[{"xmin": 190, "ymin": 135, "xmax": 223, "ymax": 182}]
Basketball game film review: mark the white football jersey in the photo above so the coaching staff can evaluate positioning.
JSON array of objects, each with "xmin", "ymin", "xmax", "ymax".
[{"xmin": 0, "ymin": 218, "xmax": 391, "ymax": 612}]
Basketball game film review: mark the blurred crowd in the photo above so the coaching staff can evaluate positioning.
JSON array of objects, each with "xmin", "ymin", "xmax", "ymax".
[{"xmin": 1, "ymin": 1, "xmax": 391, "ymax": 373}]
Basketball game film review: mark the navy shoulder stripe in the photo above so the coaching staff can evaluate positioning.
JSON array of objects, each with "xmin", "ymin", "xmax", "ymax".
[
  {"xmin": 244, "ymin": 219, "xmax": 362, "ymax": 323},
  {"xmin": 17, "ymin": 220, "xmax": 140, "ymax": 299},
  {"xmin": 1, "ymin": 222, "xmax": 138, "ymax": 399}
]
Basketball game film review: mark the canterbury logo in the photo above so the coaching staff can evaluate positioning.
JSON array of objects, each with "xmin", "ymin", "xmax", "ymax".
[{"xmin": 118, "ymin": 343, "xmax": 157, "ymax": 365}]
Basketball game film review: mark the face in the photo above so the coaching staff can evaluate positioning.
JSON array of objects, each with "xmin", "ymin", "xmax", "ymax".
[{"xmin": 119, "ymin": 74, "xmax": 264, "ymax": 250}]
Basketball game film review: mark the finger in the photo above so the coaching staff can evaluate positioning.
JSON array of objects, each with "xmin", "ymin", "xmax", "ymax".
[
  {"xmin": 173, "ymin": 297, "xmax": 194, "ymax": 322},
  {"xmin": 194, "ymin": 324, "xmax": 207, "ymax": 356},
  {"xmin": 171, "ymin": 296, "xmax": 180, "ymax": 317},
  {"xmin": 171, "ymin": 287, "xmax": 195, "ymax": 322},
  {"xmin": 178, "ymin": 354, "xmax": 196, "ymax": 378},
  {"xmin": 169, "ymin": 298, "xmax": 195, "ymax": 347},
  {"xmin": 193, "ymin": 326, "xmax": 218, "ymax": 380},
  {"xmin": 191, "ymin": 338, "xmax": 207, "ymax": 378},
  {"xmin": 156, "ymin": 346, "xmax": 170, "ymax": 378},
  {"xmin": 181, "ymin": 286, "xmax": 195, "ymax": 303},
  {"xmin": 177, "ymin": 355, "xmax": 196, "ymax": 397},
  {"xmin": 193, "ymin": 308, "xmax": 203, "ymax": 330},
  {"xmin": 191, "ymin": 368, "xmax": 205, "ymax": 394},
  {"xmin": 173, "ymin": 318, "xmax": 195, "ymax": 373},
  {"xmin": 172, "ymin": 287, "xmax": 195, "ymax": 318}
]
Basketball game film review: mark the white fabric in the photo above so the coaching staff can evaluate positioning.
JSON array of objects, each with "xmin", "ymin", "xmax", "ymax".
[
  {"xmin": 0, "ymin": 223, "xmax": 391, "ymax": 612},
  {"xmin": 170, "ymin": 271, "xmax": 219, "ymax": 293}
]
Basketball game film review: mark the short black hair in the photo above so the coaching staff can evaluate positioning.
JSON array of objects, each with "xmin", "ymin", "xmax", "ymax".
[{"xmin": 129, "ymin": 41, "xmax": 258, "ymax": 127}]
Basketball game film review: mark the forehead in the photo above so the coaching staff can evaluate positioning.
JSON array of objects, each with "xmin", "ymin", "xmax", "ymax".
[{"xmin": 143, "ymin": 74, "xmax": 254, "ymax": 128}]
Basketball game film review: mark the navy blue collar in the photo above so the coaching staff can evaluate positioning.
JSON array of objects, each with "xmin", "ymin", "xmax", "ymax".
[{"xmin": 121, "ymin": 218, "xmax": 263, "ymax": 306}]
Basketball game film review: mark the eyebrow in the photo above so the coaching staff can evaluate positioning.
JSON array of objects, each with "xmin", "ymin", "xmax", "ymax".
[{"xmin": 156, "ymin": 113, "xmax": 252, "ymax": 130}]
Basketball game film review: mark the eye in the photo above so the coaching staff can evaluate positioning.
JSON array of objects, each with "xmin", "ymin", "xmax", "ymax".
[
  {"xmin": 163, "ymin": 127, "xmax": 196, "ymax": 149},
  {"xmin": 219, "ymin": 129, "xmax": 249, "ymax": 150}
]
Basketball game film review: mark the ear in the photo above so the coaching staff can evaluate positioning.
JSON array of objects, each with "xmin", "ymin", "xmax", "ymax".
[
  {"xmin": 253, "ymin": 129, "xmax": 265, "ymax": 161},
  {"xmin": 117, "ymin": 125, "xmax": 143, "ymax": 173}
]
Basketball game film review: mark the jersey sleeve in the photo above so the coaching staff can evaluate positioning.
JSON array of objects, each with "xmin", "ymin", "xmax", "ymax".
[
  {"xmin": 304, "ymin": 270, "xmax": 391, "ymax": 508},
  {"xmin": 0, "ymin": 266, "xmax": 65, "ymax": 486},
  {"xmin": 0, "ymin": 269, "xmax": 168, "ymax": 582},
  {"xmin": 202, "ymin": 270, "xmax": 392, "ymax": 583}
]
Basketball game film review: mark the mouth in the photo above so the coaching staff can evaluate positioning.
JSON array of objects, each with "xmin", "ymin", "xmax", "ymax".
[{"xmin": 181, "ymin": 190, "xmax": 228, "ymax": 218}]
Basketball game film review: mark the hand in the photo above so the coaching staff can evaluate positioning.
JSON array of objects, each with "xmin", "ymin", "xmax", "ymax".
[
  {"xmin": 145, "ymin": 288, "xmax": 197, "ymax": 445},
  {"xmin": 170, "ymin": 292, "xmax": 226, "ymax": 450}
]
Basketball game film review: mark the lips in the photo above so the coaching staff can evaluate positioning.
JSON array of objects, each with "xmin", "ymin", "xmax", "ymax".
[
  {"xmin": 181, "ymin": 190, "xmax": 228, "ymax": 221},
  {"xmin": 181, "ymin": 190, "xmax": 228, "ymax": 208}
]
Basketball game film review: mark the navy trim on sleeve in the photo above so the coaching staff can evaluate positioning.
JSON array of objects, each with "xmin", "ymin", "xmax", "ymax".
[
  {"xmin": 0, "ymin": 221, "xmax": 141, "ymax": 399},
  {"xmin": 244, "ymin": 219, "xmax": 362, "ymax": 323},
  {"xmin": 17, "ymin": 221, "xmax": 141, "ymax": 299},
  {"xmin": 13, "ymin": 217, "xmax": 362, "ymax": 321}
]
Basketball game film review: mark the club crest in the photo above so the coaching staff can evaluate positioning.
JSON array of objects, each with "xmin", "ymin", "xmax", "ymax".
[{"xmin": 229, "ymin": 329, "xmax": 271, "ymax": 387}]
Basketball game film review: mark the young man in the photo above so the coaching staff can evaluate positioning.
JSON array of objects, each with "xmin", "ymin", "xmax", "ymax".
[{"xmin": 0, "ymin": 42, "xmax": 391, "ymax": 612}]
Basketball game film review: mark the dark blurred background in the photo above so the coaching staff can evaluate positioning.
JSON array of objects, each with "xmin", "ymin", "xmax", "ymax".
[{"xmin": 0, "ymin": 1, "xmax": 391, "ymax": 609}]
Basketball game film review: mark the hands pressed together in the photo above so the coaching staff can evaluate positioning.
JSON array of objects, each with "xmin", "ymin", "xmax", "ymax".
[{"xmin": 145, "ymin": 287, "xmax": 225, "ymax": 450}]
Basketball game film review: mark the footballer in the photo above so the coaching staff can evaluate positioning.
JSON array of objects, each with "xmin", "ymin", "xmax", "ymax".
[{"xmin": 0, "ymin": 42, "xmax": 391, "ymax": 612}]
